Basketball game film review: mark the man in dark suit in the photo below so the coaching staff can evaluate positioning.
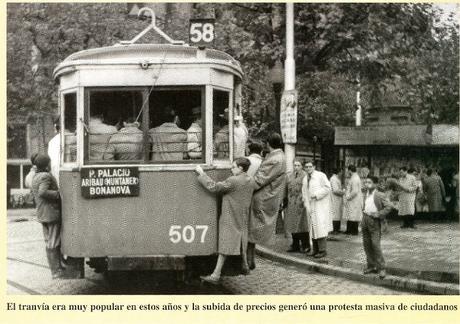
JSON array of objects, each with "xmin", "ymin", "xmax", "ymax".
[{"xmin": 362, "ymin": 176, "xmax": 392, "ymax": 279}]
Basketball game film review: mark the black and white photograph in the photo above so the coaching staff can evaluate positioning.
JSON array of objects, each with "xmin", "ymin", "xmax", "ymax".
[{"xmin": 6, "ymin": 2, "xmax": 459, "ymax": 296}]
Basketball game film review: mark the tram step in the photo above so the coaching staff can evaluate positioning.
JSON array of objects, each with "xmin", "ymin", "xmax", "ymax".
[{"xmin": 107, "ymin": 255, "xmax": 186, "ymax": 271}]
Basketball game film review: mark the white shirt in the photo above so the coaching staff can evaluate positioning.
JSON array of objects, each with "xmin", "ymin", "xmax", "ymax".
[
  {"xmin": 48, "ymin": 133, "xmax": 60, "ymax": 186},
  {"xmin": 364, "ymin": 190, "xmax": 378, "ymax": 215},
  {"xmin": 247, "ymin": 153, "xmax": 262, "ymax": 177},
  {"xmin": 233, "ymin": 123, "xmax": 248, "ymax": 158}
]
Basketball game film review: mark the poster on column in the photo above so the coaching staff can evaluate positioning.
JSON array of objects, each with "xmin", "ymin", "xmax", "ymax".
[{"xmin": 280, "ymin": 90, "xmax": 298, "ymax": 144}]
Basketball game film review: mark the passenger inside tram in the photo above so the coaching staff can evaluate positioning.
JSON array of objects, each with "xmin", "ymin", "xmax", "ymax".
[
  {"xmin": 149, "ymin": 107, "xmax": 188, "ymax": 161},
  {"xmin": 214, "ymin": 108, "xmax": 230, "ymax": 159},
  {"xmin": 81, "ymin": 88, "xmax": 232, "ymax": 163},
  {"xmin": 187, "ymin": 106, "xmax": 202, "ymax": 159},
  {"xmin": 213, "ymin": 89, "xmax": 231, "ymax": 159},
  {"xmin": 63, "ymin": 93, "xmax": 77, "ymax": 163},
  {"xmin": 149, "ymin": 89, "xmax": 202, "ymax": 162},
  {"xmin": 104, "ymin": 117, "xmax": 143, "ymax": 161},
  {"xmin": 87, "ymin": 90, "xmax": 143, "ymax": 163},
  {"xmin": 88, "ymin": 113, "xmax": 117, "ymax": 161}
]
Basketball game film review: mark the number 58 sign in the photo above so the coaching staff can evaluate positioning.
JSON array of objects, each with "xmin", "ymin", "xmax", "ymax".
[{"xmin": 189, "ymin": 19, "xmax": 215, "ymax": 47}]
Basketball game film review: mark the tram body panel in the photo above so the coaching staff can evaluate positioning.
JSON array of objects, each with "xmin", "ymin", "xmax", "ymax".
[
  {"xmin": 61, "ymin": 65, "xmax": 235, "ymax": 89},
  {"xmin": 60, "ymin": 169, "xmax": 230, "ymax": 257},
  {"xmin": 58, "ymin": 72, "xmax": 80, "ymax": 91}
]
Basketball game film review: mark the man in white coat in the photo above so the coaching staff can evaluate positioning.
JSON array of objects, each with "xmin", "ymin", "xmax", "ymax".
[
  {"xmin": 343, "ymin": 165, "xmax": 363, "ymax": 235},
  {"xmin": 302, "ymin": 161, "xmax": 332, "ymax": 258},
  {"xmin": 329, "ymin": 168, "xmax": 345, "ymax": 234},
  {"xmin": 246, "ymin": 142, "xmax": 263, "ymax": 177},
  {"xmin": 47, "ymin": 117, "xmax": 60, "ymax": 186}
]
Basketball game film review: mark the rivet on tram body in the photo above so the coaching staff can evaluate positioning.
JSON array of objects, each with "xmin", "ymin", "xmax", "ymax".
[{"xmin": 140, "ymin": 61, "xmax": 150, "ymax": 69}]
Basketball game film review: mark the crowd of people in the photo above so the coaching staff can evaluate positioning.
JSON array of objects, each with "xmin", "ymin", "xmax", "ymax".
[
  {"xmin": 283, "ymin": 161, "xmax": 459, "ymax": 280},
  {"xmin": 68, "ymin": 107, "xmax": 249, "ymax": 163},
  {"xmin": 22, "ymin": 119, "xmax": 459, "ymax": 283}
]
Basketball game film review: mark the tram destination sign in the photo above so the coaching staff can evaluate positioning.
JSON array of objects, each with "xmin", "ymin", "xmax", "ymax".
[{"xmin": 80, "ymin": 167, "xmax": 139, "ymax": 199}]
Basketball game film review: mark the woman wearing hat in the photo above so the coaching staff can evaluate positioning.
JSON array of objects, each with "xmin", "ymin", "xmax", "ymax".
[{"xmin": 31, "ymin": 154, "xmax": 65, "ymax": 279}]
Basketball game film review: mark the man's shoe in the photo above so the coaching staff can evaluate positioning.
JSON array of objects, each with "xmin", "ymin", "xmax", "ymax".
[
  {"xmin": 314, "ymin": 252, "xmax": 327, "ymax": 258},
  {"xmin": 378, "ymin": 270, "xmax": 386, "ymax": 279},
  {"xmin": 363, "ymin": 268, "xmax": 378, "ymax": 275},
  {"xmin": 305, "ymin": 249, "xmax": 316, "ymax": 256},
  {"xmin": 200, "ymin": 274, "xmax": 220, "ymax": 285},
  {"xmin": 241, "ymin": 264, "xmax": 250, "ymax": 275},
  {"xmin": 52, "ymin": 269, "xmax": 66, "ymax": 279},
  {"xmin": 286, "ymin": 247, "xmax": 300, "ymax": 253}
]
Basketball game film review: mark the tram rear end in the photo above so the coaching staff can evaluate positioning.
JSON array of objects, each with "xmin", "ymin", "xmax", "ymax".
[{"xmin": 54, "ymin": 37, "xmax": 244, "ymax": 278}]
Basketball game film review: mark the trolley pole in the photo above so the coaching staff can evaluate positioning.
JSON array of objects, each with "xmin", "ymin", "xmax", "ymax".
[{"xmin": 284, "ymin": 3, "xmax": 296, "ymax": 173}]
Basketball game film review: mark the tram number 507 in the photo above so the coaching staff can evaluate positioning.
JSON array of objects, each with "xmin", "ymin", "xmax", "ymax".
[
  {"xmin": 169, "ymin": 225, "xmax": 209, "ymax": 244},
  {"xmin": 189, "ymin": 19, "xmax": 215, "ymax": 46}
]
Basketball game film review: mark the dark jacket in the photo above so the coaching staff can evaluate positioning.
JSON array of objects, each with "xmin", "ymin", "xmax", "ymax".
[
  {"xmin": 31, "ymin": 171, "xmax": 61, "ymax": 223},
  {"xmin": 197, "ymin": 173, "xmax": 255, "ymax": 255},
  {"xmin": 249, "ymin": 149, "xmax": 286, "ymax": 244},
  {"xmin": 363, "ymin": 190, "xmax": 392, "ymax": 220}
]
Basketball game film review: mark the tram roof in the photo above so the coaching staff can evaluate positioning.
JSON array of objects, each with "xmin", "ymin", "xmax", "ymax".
[{"xmin": 53, "ymin": 44, "xmax": 243, "ymax": 80}]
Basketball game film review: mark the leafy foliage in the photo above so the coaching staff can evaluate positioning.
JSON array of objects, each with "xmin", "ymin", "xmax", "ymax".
[{"xmin": 7, "ymin": 3, "xmax": 459, "ymax": 146}]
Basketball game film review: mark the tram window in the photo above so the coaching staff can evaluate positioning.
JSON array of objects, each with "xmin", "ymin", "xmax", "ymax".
[
  {"xmin": 213, "ymin": 90, "xmax": 231, "ymax": 160},
  {"xmin": 148, "ymin": 89, "xmax": 203, "ymax": 163},
  {"xmin": 63, "ymin": 93, "xmax": 77, "ymax": 163},
  {"xmin": 86, "ymin": 90, "xmax": 144, "ymax": 163}
]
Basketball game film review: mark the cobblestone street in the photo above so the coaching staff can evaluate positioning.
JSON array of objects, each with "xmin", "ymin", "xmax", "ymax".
[
  {"xmin": 222, "ymin": 258, "xmax": 413, "ymax": 295},
  {"xmin": 8, "ymin": 210, "xmax": 415, "ymax": 295}
]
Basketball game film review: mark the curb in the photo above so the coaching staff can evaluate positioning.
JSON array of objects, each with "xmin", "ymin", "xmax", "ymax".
[{"xmin": 256, "ymin": 245, "xmax": 459, "ymax": 295}]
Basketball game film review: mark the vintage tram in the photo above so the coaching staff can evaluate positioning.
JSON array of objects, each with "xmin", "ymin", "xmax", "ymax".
[{"xmin": 53, "ymin": 9, "xmax": 245, "ymax": 278}]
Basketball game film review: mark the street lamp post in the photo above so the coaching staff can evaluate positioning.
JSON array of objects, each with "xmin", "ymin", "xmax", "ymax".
[
  {"xmin": 269, "ymin": 60, "xmax": 284, "ymax": 133},
  {"xmin": 313, "ymin": 135, "xmax": 318, "ymax": 163}
]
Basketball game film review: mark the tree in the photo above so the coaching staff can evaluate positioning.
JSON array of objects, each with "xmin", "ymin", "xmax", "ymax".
[
  {"xmin": 205, "ymin": 3, "xmax": 458, "ymax": 142},
  {"xmin": 7, "ymin": 3, "xmax": 458, "ymax": 148}
]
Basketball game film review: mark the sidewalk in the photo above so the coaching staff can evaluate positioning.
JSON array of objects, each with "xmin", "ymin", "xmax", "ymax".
[
  {"xmin": 260, "ymin": 219, "xmax": 459, "ymax": 294},
  {"xmin": 7, "ymin": 208, "xmax": 36, "ymax": 222}
]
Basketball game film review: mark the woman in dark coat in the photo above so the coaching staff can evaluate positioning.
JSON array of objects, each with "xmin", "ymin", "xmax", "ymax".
[
  {"xmin": 422, "ymin": 169, "xmax": 446, "ymax": 217},
  {"xmin": 195, "ymin": 157, "xmax": 255, "ymax": 284},
  {"xmin": 31, "ymin": 154, "xmax": 64, "ymax": 279}
]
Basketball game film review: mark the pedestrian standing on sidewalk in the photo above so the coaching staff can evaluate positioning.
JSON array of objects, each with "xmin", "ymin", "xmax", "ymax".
[
  {"xmin": 422, "ymin": 168, "xmax": 446, "ymax": 220},
  {"xmin": 31, "ymin": 154, "xmax": 65, "ymax": 279},
  {"xmin": 414, "ymin": 169, "xmax": 427, "ymax": 215},
  {"xmin": 24, "ymin": 153, "xmax": 39, "ymax": 189},
  {"xmin": 247, "ymin": 133, "xmax": 286, "ymax": 269},
  {"xmin": 302, "ymin": 161, "xmax": 332, "ymax": 258},
  {"xmin": 395, "ymin": 167, "xmax": 418, "ymax": 228},
  {"xmin": 196, "ymin": 158, "xmax": 255, "ymax": 284},
  {"xmin": 362, "ymin": 176, "xmax": 392, "ymax": 279},
  {"xmin": 343, "ymin": 165, "xmax": 363, "ymax": 235},
  {"xmin": 284, "ymin": 160, "xmax": 310, "ymax": 253},
  {"xmin": 329, "ymin": 168, "xmax": 345, "ymax": 234}
]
